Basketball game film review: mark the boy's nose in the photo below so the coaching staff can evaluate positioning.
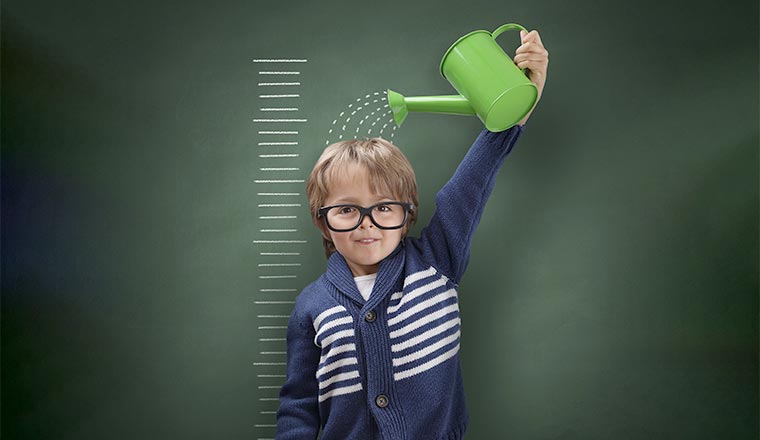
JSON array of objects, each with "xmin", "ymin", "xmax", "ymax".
[{"xmin": 359, "ymin": 213, "xmax": 374, "ymax": 229}]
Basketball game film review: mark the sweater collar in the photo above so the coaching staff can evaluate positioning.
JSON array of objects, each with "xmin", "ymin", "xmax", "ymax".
[{"xmin": 325, "ymin": 242, "xmax": 405, "ymax": 309}]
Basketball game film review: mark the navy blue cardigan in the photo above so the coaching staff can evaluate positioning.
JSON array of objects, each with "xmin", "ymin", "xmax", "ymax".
[{"xmin": 276, "ymin": 126, "xmax": 525, "ymax": 439}]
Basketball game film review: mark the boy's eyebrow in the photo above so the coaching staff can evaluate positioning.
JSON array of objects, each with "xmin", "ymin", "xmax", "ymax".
[
  {"xmin": 329, "ymin": 197, "xmax": 357, "ymax": 204},
  {"xmin": 329, "ymin": 196, "xmax": 397, "ymax": 204}
]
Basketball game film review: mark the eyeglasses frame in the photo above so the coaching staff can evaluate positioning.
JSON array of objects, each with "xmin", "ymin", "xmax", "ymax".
[{"xmin": 317, "ymin": 202, "xmax": 415, "ymax": 232}]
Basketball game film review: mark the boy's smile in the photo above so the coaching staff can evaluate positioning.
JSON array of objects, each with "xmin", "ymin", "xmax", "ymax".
[
  {"xmin": 322, "ymin": 166, "xmax": 406, "ymax": 277},
  {"xmin": 356, "ymin": 238, "xmax": 380, "ymax": 245}
]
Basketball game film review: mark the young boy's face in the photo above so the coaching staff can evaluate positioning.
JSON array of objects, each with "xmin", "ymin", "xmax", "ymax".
[{"xmin": 323, "ymin": 166, "xmax": 405, "ymax": 277}]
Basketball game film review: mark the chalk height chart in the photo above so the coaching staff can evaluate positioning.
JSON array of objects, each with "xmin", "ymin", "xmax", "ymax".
[{"xmin": 251, "ymin": 58, "xmax": 308, "ymax": 439}]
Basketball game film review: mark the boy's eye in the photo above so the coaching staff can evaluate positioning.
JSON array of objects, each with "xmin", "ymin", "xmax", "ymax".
[
  {"xmin": 375, "ymin": 204, "xmax": 391, "ymax": 212},
  {"xmin": 338, "ymin": 206, "xmax": 357, "ymax": 215}
]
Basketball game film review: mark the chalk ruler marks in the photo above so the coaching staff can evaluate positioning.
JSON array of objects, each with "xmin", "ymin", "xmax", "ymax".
[{"xmin": 252, "ymin": 58, "xmax": 309, "ymax": 434}]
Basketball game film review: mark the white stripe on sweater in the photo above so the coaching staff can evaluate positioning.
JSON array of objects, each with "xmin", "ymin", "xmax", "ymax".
[
  {"xmin": 392, "ymin": 329, "xmax": 461, "ymax": 367},
  {"xmin": 315, "ymin": 316, "xmax": 353, "ymax": 339},
  {"xmin": 389, "ymin": 303, "xmax": 459, "ymax": 339},
  {"xmin": 318, "ymin": 329, "xmax": 354, "ymax": 348},
  {"xmin": 394, "ymin": 343, "xmax": 460, "ymax": 381},
  {"xmin": 318, "ymin": 383, "xmax": 363, "ymax": 402},
  {"xmin": 391, "ymin": 317, "xmax": 461, "ymax": 352},
  {"xmin": 318, "ymin": 370, "xmax": 361, "ymax": 389},
  {"xmin": 403, "ymin": 266, "xmax": 437, "ymax": 287},
  {"xmin": 319, "ymin": 343, "xmax": 356, "ymax": 365},
  {"xmin": 388, "ymin": 275, "xmax": 448, "ymax": 314},
  {"xmin": 387, "ymin": 289, "xmax": 458, "ymax": 326},
  {"xmin": 313, "ymin": 305, "xmax": 346, "ymax": 331},
  {"xmin": 317, "ymin": 356, "xmax": 358, "ymax": 378}
]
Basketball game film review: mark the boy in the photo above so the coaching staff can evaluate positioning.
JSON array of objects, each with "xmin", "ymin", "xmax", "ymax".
[{"xmin": 276, "ymin": 29, "xmax": 548, "ymax": 439}]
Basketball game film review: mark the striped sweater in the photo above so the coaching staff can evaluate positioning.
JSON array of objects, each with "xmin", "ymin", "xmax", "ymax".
[{"xmin": 276, "ymin": 125, "xmax": 525, "ymax": 439}]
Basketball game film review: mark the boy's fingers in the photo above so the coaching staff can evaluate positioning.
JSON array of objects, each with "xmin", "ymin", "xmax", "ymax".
[
  {"xmin": 527, "ymin": 30, "xmax": 542, "ymax": 44},
  {"xmin": 515, "ymin": 42, "xmax": 548, "ymax": 54},
  {"xmin": 520, "ymin": 30, "xmax": 544, "ymax": 47},
  {"xmin": 514, "ymin": 53, "xmax": 548, "ymax": 62},
  {"xmin": 515, "ymin": 57, "xmax": 548, "ymax": 69},
  {"xmin": 514, "ymin": 50, "xmax": 549, "ymax": 64},
  {"xmin": 515, "ymin": 43, "xmax": 530, "ymax": 54}
]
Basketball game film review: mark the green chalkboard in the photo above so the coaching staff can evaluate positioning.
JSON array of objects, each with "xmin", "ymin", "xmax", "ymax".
[{"xmin": 2, "ymin": 0, "xmax": 757, "ymax": 438}]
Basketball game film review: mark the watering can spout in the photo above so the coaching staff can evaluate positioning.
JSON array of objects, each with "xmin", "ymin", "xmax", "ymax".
[
  {"xmin": 387, "ymin": 89, "xmax": 409, "ymax": 127},
  {"xmin": 387, "ymin": 89, "xmax": 476, "ymax": 127}
]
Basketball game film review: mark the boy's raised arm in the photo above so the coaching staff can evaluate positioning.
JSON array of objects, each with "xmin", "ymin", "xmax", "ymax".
[{"xmin": 411, "ymin": 125, "xmax": 524, "ymax": 283}]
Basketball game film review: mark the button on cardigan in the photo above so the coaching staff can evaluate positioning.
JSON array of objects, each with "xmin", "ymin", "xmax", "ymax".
[{"xmin": 276, "ymin": 125, "xmax": 525, "ymax": 440}]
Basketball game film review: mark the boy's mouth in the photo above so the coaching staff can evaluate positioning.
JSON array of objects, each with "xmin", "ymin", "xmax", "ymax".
[{"xmin": 356, "ymin": 238, "xmax": 380, "ymax": 244}]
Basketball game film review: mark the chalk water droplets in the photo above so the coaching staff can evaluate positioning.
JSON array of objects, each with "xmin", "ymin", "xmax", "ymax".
[{"xmin": 325, "ymin": 91, "xmax": 398, "ymax": 146}]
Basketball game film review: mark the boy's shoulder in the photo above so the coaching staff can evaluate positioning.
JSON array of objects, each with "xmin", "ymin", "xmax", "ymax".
[
  {"xmin": 291, "ymin": 274, "xmax": 336, "ymax": 324},
  {"xmin": 295, "ymin": 275, "xmax": 326, "ymax": 303},
  {"xmin": 294, "ymin": 275, "xmax": 326, "ymax": 306}
]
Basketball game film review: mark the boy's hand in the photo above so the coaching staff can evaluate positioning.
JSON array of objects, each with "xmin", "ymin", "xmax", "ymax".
[{"xmin": 514, "ymin": 29, "xmax": 549, "ymax": 126}]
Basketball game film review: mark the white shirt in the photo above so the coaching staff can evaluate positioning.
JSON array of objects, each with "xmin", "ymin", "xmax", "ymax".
[{"xmin": 353, "ymin": 273, "xmax": 377, "ymax": 302}]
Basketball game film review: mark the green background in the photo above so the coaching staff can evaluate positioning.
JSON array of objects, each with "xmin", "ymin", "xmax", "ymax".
[{"xmin": 2, "ymin": 0, "xmax": 757, "ymax": 438}]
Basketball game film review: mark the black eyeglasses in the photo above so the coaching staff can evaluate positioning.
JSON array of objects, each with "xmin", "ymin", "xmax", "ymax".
[{"xmin": 317, "ymin": 202, "xmax": 414, "ymax": 232}]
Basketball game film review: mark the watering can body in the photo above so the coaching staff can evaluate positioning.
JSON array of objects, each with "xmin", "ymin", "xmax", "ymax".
[{"xmin": 388, "ymin": 23, "xmax": 537, "ymax": 132}]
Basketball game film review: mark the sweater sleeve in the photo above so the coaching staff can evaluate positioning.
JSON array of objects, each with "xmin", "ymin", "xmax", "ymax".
[
  {"xmin": 411, "ymin": 125, "xmax": 525, "ymax": 284},
  {"xmin": 275, "ymin": 298, "xmax": 321, "ymax": 439}
]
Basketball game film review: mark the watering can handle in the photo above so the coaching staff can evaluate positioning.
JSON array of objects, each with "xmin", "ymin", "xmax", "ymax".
[{"xmin": 492, "ymin": 23, "xmax": 529, "ymax": 75}]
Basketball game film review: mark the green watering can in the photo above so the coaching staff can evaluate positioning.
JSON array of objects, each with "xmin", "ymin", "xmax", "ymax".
[{"xmin": 387, "ymin": 23, "xmax": 537, "ymax": 132}]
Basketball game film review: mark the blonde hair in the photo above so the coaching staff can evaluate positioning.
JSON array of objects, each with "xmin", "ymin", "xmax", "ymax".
[{"xmin": 306, "ymin": 137, "xmax": 419, "ymax": 258}]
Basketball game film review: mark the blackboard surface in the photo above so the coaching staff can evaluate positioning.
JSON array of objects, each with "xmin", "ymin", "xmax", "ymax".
[{"xmin": 3, "ymin": 0, "xmax": 757, "ymax": 438}]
